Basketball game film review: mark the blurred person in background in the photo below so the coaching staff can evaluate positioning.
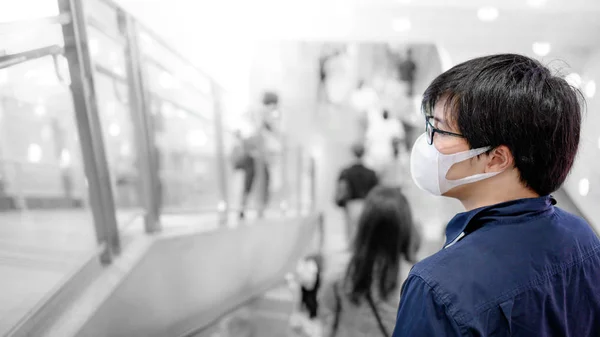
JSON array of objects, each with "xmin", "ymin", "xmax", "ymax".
[
  {"xmin": 393, "ymin": 54, "xmax": 600, "ymax": 336},
  {"xmin": 397, "ymin": 48, "xmax": 416, "ymax": 97},
  {"xmin": 321, "ymin": 186, "xmax": 417, "ymax": 337},
  {"xmin": 335, "ymin": 143, "xmax": 379, "ymax": 246},
  {"xmin": 365, "ymin": 109, "xmax": 405, "ymax": 173},
  {"xmin": 318, "ymin": 46, "xmax": 342, "ymax": 104},
  {"xmin": 378, "ymin": 137, "xmax": 409, "ymax": 191},
  {"xmin": 234, "ymin": 91, "xmax": 280, "ymax": 219},
  {"xmin": 350, "ymin": 79, "xmax": 380, "ymax": 133}
]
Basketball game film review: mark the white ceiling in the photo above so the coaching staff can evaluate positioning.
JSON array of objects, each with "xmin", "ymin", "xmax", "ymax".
[
  {"xmin": 116, "ymin": 0, "xmax": 600, "ymax": 47},
  {"xmin": 115, "ymin": 0, "xmax": 600, "ymax": 87}
]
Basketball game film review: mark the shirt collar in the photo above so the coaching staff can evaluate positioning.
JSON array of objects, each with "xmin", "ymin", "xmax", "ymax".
[{"xmin": 444, "ymin": 195, "xmax": 556, "ymax": 247}]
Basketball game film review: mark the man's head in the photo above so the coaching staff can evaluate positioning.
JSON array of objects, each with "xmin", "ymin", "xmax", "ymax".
[
  {"xmin": 261, "ymin": 91, "xmax": 279, "ymax": 111},
  {"xmin": 352, "ymin": 142, "xmax": 366, "ymax": 160},
  {"xmin": 420, "ymin": 54, "xmax": 582, "ymax": 202},
  {"xmin": 260, "ymin": 91, "xmax": 279, "ymax": 127}
]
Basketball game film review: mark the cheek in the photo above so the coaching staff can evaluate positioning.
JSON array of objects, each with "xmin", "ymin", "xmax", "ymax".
[{"xmin": 434, "ymin": 139, "xmax": 484, "ymax": 180}]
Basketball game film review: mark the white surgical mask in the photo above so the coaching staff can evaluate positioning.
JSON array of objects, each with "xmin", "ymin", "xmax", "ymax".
[{"xmin": 410, "ymin": 133, "xmax": 502, "ymax": 196}]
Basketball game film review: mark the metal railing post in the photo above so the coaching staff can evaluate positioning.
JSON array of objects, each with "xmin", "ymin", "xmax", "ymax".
[
  {"xmin": 59, "ymin": 0, "xmax": 121, "ymax": 263},
  {"xmin": 119, "ymin": 11, "xmax": 161, "ymax": 233},
  {"xmin": 211, "ymin": 86, "xmax": 229, "ymax": 225},
  {"xmin": 296, "ymin": 146, "xmax": 303, "ymax": 215}
]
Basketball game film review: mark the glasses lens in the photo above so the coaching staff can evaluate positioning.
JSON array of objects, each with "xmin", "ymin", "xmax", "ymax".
[{"xmin": 426, "ymin": 119, "xmax": 434, "ymax": 145}]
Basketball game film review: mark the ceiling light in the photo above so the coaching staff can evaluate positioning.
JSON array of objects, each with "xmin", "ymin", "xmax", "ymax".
[
  {"xmin": 392, "ymin": 18, "xmax": 411, "ymax": 32},
  {"xmin": 532, "ymin": 42, "xmax": 551, "ymax": 57},
  {"xmin": 28, "ymin": 144, "xmax": 42, "ymax": 163},
  {"xmin": 120, "ymin": 143, "xmax": 132, "ymax": 157},
  {"xmin": 477, "ymin": 7, "xmax": 499, "ymax": 22},
  {"xmin": 585, "ymin": 80, "xmax": 596, "ymax": 98},
  {"xmin": 109, "ymin": 123, "xmax": 121, "ymax": 137},
  {"xmin": 0, "ymin": 69, "xmax": 8, "ymax": 85},
  {"xmin": 89, "ymin": 38, "xmax": 99, "ymax": 56},
  {"xmin": 35, "ymin": 105, "xmax": 46, "ymax": 117},
  {"xmin": 187, "ymin": 130, "xmax": 208, "ymax": 148},
  {"xmin": 178, "ymin": 109, "xmax": 188, "ymax": 120},
  {"xmin": 527, "ymin": 0, "xmax": 547, "ymax": 8},
  {"xmin": 60, "ymin": 149, "xmax": 71, "ymax": 168},
  {"xmin": 159, "ymin": 72, "xmax": 174, "ymax": 89},
  {"xmin": 579, "ymin": 178, "xmax": 590, "ymax": 197},
  {"xmin": 565, "ymin": 73, "xmax": 582, "ymax": 89},
  {"xmin": 162, "ymin": 103, "xmax": 175, "ymax": 118}
]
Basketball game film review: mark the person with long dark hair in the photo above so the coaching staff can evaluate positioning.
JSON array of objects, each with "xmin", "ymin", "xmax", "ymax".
[{"xmin": 321, "ymin": 186, "xmax": 417, "ymax": 337}]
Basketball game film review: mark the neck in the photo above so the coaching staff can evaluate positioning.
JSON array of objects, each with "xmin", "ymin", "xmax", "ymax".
[{"xmin": 458, "ymin": 174, "xmax": 539, "ymax": 211}]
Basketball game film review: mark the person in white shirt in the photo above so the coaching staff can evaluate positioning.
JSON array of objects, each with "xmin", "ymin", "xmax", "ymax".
[{"xmin": 365, "ymin": 109, "xmax": 405, "ymax": 172}]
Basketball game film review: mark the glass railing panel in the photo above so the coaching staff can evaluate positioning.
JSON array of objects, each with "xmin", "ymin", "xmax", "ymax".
[
  {"xmin": 85, "ymin": 10, "xmax": 145, "ymax": 229},
  {"xmin": 0, "ymin": 53, "xmax": 96, "ymax": 334}
]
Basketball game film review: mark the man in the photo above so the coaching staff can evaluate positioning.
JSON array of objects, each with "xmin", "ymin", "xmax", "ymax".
[
  {"xmin": 335, "ymin": 143, "xmax": 378, "ymax": 244},
  {"xmin": 393, "ymin": 54, "xmax": 600, "ymax": 336},
  {"xmin": 366, "ymin": 109, "xmax": 405, "ymax": 173}
]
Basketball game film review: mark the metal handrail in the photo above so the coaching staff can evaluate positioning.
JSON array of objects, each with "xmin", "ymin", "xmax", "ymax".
[
  {"xmin": 0, "ymin": 158, "xmax": 83, "ymax": 170},
  {"xmin": 0, "ymin": 45, "xmax": 64, "ymax": 70},
  {"xmin": 86, "ymin": 15, "xmax": 126, "ymax": 45},
  {"xmin": 0, "ymin": 12, "xmax": 72, "ymax": 33},
  {"xmin": 149, "ymin": 91, "xmax": 212, "ymax": 122},
  {"xmin": 135, "ymin": 24, "xmax": 223, "ymax": 92},
  {"xmin": 95, "ymin": 63, "xmax": 127, "ymax": 83},
  {"xmin": 142, "ymin": 56, "xmax": 211, "ymax": 97},
  {"xmin": 92, "ymin": 0, "xmax": 224, "ymax": 92}
]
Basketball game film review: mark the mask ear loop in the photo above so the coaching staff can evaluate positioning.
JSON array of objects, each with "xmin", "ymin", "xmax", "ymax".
[
  {"xmin": 439, "ymin": 146, "xmax": 491, "ymax": 163},
  {"xmin": 437, "ymin": 147, "xmax": 497, "ymax": 194}
]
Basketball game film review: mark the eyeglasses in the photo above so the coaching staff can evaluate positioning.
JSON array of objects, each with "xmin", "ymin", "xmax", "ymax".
[{"xmin": 425, "ymin": 116, "xmax": 465, "ymax": 145}]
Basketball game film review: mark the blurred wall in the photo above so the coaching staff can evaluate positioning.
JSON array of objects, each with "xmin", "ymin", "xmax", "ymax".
[{"xmin": 562, "ymin": 48, "xmax": 600, "ymax": 233}]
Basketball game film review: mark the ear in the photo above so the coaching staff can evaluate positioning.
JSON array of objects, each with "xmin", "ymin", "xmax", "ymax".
[{"xmin": 486, "ymin": 145, "xmax": 514, "ymax": 172}]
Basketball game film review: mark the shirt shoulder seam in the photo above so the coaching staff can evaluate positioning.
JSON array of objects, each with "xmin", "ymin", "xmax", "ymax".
[{"xmin": 409, "ymin": 274, "xmax": 467, "ymax": 334}]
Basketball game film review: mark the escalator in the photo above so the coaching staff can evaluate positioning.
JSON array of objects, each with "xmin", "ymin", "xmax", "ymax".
[{"xmin": 185, "ymin": 187, "xmax": 599, "ymax": 337}]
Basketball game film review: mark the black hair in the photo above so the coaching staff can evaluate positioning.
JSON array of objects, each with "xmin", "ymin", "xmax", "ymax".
[
  {"xmin": 351, "ymin": 143, "xmax": 365, "ymax": 159},
  {"xmin": 422, "ymin": 54, "xmax": 583, "ymax": 196},
  {"xmin": 345, "ymin": 186, "xmax": 414, "ymax": 304},
  {"xmin": 382, "ymin": 109, "xmax": 390, "ymax": 120},
  {"xmin": 262, "ymin": 91, "xmax": 279, "ymax": 106}
]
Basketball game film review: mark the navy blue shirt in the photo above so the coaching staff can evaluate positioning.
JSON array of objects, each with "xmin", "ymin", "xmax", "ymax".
[{"xmin": 393, "ymin": 196, "xmax": 600, "ymax": 337}]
